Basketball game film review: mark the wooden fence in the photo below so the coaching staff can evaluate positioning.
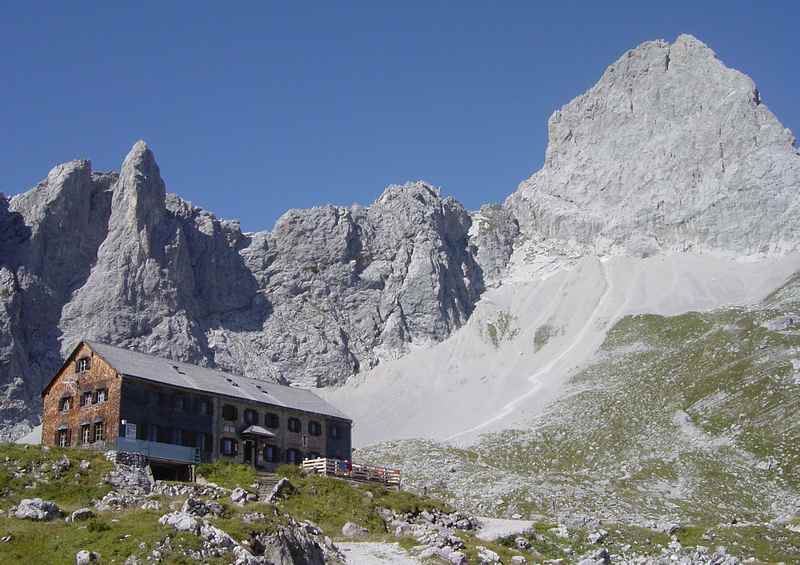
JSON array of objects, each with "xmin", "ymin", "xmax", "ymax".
[{"xmin": 302, "ymin": 457, "xmax": 402, "ymax": 487}]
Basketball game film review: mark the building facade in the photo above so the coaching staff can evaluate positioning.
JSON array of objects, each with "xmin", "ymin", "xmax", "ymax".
[{"xmin": 41, "ymin": 341, "xmax": 352, "ymax": 476}]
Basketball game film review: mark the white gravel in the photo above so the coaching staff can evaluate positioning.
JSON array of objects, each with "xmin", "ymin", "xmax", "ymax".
[
  {"xmin": 339, "ymin": 542, "xmax": 422, "ymax": 564},
  {"xmin": 475, "ymin": 517, "xmax": 535, "ymax": 541}
]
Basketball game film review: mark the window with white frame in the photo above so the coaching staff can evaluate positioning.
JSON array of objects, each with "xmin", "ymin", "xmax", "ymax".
[
  {"xmin": 93, "ymin": 421, "xmax": 105, "ymax": 443},
  {"xmin": 59, "ymin": 396, "xmax": 72, "ymax": 412},
  {"xmin": 76, "ymin": 357, "xmax": 91, "ymax": 373},
  {"xmin": 221, "ymin": 437, "xmax": 238, "ymax": 456},
  {"xmin": 57, "ymin": 428, "xmax": 71, "ymax": 447},
  {"xmin": 81, "ymin": 424, "xmax": 91, "ymax": 444},
  {"xmin": 93, "ymin": 388, "xmax": 108, "ymax": 404}
]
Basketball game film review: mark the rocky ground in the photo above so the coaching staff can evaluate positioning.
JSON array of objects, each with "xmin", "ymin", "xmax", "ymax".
[{"xmin": 1, "ymin": 443, "xmax": 790, "ymax": 563}]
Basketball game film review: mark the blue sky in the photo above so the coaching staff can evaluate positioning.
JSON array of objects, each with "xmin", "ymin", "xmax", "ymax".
[{"xmin": 2, "ymin": 2, "xmax": 798, "ymax": 231}]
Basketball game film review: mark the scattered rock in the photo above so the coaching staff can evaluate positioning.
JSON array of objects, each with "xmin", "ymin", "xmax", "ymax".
[
  {"xmin": 577, "ymin": 548, "xmax": 610, "ymax": 565},
  {"xmin": 158, "ymin": 511, "xmax": 201, "ymax": 534},
  {"xmin": 140, "ymin": 500, "xmax": 161, "ymax": 511},
  {"xmin": 341, "ymin": 521, "xmax": 368, "ymax": 538},
  {"xmin": 587, "ymin": 529, "xmax": 608, "ymax": 544},
  {"xmin": 75, "ymin": 550, "xmax": 101, "ymax": 564},
  {"xmin": 14, "ymin": 498, "xmax": 63, "ymax": 521},
  {"xmin": 230, "ymin": 487, "xmax": 250, "ymax": 506},
  {"xmin": 68, "ymin": 508, "xmax": 95, "ymax": 523},
  {"xmin": 476, "ymin": 545, "xmax": 501, "ymax": 563}
]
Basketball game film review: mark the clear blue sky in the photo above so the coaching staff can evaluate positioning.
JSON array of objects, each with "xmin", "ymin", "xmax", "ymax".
[{"xmin": 2, "ymin": 2, "xmax": 798, "ymax": 231}]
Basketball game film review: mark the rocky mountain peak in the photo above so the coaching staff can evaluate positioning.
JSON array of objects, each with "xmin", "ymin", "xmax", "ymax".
[
  {"xmin": 508, "ymin": 33, "xmax": 800, "ymax": 257},
  {"xmin": 114, "ymin": 140, "xmax": 166, "ymax": 235}
]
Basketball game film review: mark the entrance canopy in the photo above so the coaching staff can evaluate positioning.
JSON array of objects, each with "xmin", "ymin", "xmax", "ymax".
[{"xmin": 240, "ymin": 425, "xmax": 276, "ymax": 438}]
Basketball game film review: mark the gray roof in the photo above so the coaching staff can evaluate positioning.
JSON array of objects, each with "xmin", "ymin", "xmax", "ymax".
[{"xmin": 85, "ymin": 341, "xmax": 351, "ymax": 421}]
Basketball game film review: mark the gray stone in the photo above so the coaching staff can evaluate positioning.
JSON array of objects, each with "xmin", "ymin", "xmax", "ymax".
[
  {"xmin": 476, "ymin": 545, "xmax": 501, "ymax": 563},
  {"xmin": 341, "ymin": 521, "xmax": 368, "ymax": 538},
  {"xmin": 14, "ymin": 498, "xmax": 63, "ymax": 521},
  {"xmin": 587, "ymin": 529, "xmax": 608, "ymax": 544},
  {"xmin": 69, "ymin": 508, "xmax": 95, "ymax": 522},
  {"xmin": 158, "ymin": 511, "xmax": 201, "ymax": 533},
  {"xmin": 230, "ymin": 487, "xmax": 250, "ymax": 505},
  {"xmin": 75, "ymin": 550, "xmax": 101, "ymax": 565},
  {"xmin": 514, "ymin": 536, "xmax": 530, "ymax": 550}
]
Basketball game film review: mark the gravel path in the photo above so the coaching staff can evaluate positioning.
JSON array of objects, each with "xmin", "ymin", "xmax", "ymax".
[{"xmin": 339, "ymin": 542, "xmax": 421, "ymax": 564}]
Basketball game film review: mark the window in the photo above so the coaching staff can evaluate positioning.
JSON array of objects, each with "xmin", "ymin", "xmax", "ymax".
[
  {"xmin": 285, "ymin": 448, "xmax": 303, "ymax": 464},
  {"xmin": 76, "ymin": 357, "xmax": 91, "ymax": 373},
  {"xmin": 197, "ymin": 397, "xmax": 212, "ymax": 416},
  {"xmin": 80, "ymin": 391, "xmax": 93, "ymax": 407},
  {"xmin": 222, "ymin": 404, "xmax": 238, "ymax": 422},
  {"xmin": 265, "ymin": 413, "xmax": 280, "ymax": 429},
  {"xmin": 136, "ymin": 423, "xmax": 149, "ymax": 441},
  {"xmin": 221, "ymin": 438, "xmax": 238, "ymax": 457},
  {"xmin": 59, "ymin": 396, "xmax": 72, "ymax": 412},
  {"xmin": 81, "ymin": 424, "xmax": 91, "ymax": 444},
  {"xmin": 308, "ymin": 420, "xmax": 322, "ymax": 436},
  {"xmin": 173, "ymin": 395, "xmax": 186, "ymax": 412},
  {"xmin": 223, "ymin": 422, "xmax": 236, "ymax": 434},
  {"xmin": 288, "ymin": 417, "xmax": 301, "ymax": 433},
  {"xmin": 93, "ymin": 388, "xmax": 108, "ymax": 404},
  {"xmin": 93, "ymin": 421, "xmax": 105, "ymax": 443},
  {"xmin": 57, "ymin": 428, "xmax": 71, "ymax": 447},
  {"xmin": 263, "ymin": 445, "xmax": 279, "ymax": 463},
  {"xmin": 329, "ymin": 423, "xmax": 340, "ymax": 439},
  {"xmin": 244, "ymin": 409, "xmax": 259, "ymax": 425}
]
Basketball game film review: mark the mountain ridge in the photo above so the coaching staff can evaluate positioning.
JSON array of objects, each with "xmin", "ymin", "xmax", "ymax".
[{"xmin": 2, "ymin": 33, "xmax": 799, "ymax": 444}]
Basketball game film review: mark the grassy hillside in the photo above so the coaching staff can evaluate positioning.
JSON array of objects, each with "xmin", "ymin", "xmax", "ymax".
[
  {"xmin": 358, "ymin": 274, "xmax": 800, "ymax": 562},
  {"xmin": 0, "ymin": 445, "xmax": 528, "ymax": 564}
]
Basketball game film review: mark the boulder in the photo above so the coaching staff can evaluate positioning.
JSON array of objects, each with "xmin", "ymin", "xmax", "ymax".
[
  {"xmin": 577, "ymin": 548, "xmax": 610, "ymax": 565},
  {"xmin": 587, "ymin": 529, "xmax": 608, "ymax": 544},
  {"xmin": 14, "ymin": 498, "xmax": 63, "ymax": 521},
  {"xmin": 267, "ymin": 478, "xmax": 296, "ymax": 503},
  {"xmin": 341, "ymin": 521, "xmax": 368, "ymax": 538},
  {"xmin": 68, "ymin": 508, "xmax": 95, "ymax": 523},
  {"xmin": 199, "ymin": 522, "xmax": 236, "ymax": 549},
  {"xmin": 476, "ymin": 546, "xmax": 501, "ymax": 563},
  {"xmin": 75, "ymin": 550, "xmax": 101, "ymax": 564},
  {"xmin": 158, "ymin": 511, "xmax": 201, "ymax": 534},
  {"xmin": 253, "ymin": 525, "xmax": 330, "ymax": 565},
  {"xmin": 514, "ymin": 536, "xmax": 530, "ymax": 550},
  {"xmin": 230, "ymin": 487, "xmax": 250, "ymax": 505}
]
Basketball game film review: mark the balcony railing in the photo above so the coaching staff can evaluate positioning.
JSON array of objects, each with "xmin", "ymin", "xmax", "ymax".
[
  {"xmin": 116, "ymin": 437, "xmax": 200, "ymax": 464},
  {"xmin": 302, "ymin": 457, "xmax": 401, "ymax": 486}
]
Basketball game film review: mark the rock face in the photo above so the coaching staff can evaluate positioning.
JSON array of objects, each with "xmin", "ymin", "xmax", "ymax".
[
  {"xmin": 0, "ymin": 143, "xmax": 483, "ymax": 439},
  {"xmin": 507, "ymin": 34, "xmax": 800, "ymax": 257},
  {"xmin": 468, "ymin": 204, "xmax": 519, "ymax": 283}
]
